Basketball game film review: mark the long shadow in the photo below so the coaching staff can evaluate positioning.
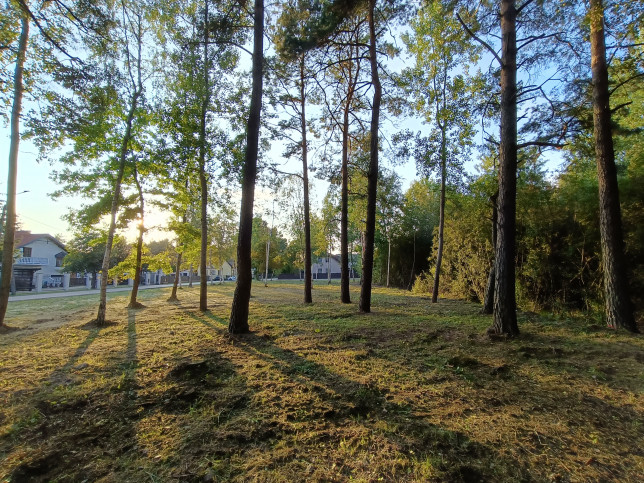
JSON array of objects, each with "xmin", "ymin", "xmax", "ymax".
[
  {"xmin": 46, "ymin": 324, "xmax": 103, "ymax": 387},
  {"xmin": 181, "ymin": 308, "xmax": 529, "ymax": 481},
  {"xmin": 124, "ymin": 309, "xmax": 139, "ymax": 395},
  {"xmin": 7, "ymin": 314, "xmax": 141, "ymax": 482}
]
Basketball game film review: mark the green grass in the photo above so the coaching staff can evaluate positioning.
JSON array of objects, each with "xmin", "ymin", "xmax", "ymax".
[{"xmin": 0, "ymin": 282, "xmax": 642, "ymax": 482}]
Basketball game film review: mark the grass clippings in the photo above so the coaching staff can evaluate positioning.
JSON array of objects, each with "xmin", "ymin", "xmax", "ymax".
[{"xmin": 0, "ymin": 282, "xmax": 642, "ymax": 482}]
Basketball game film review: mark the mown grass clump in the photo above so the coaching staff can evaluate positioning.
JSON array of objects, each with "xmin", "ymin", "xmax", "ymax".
[{"xmin": 0, "ymin": 282, "xmax": 642, "ymax": 481}]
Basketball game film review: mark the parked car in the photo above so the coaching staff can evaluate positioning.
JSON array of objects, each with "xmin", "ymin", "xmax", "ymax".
[
  {"xmin": 226, "ymin": 276, "xmax": 236, "ymax": 282},
  {"xmin": 213, "ymin": 276, "xmax": 221, "ymax": 281}
]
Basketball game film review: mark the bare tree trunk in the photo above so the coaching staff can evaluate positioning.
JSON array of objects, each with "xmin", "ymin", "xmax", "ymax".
[
  {"xmin": 589, "ymin": 0, "xmax": 637, "ymax": 332},
  {"xmin": 96, "ymin": 12, "xmax": 144, "ymax": 325},
  {"xmin": 386, "ymin": 237, "xmax": 391, "ymax": 288},
  {"xmin": 432, "ymin": 130, "xmax": 447, "ymax": 303},
  {"xmin": 340, "ymin": 85, "xmax": 353, "ymax": 303},
  {"xmin": 229, "ymin": 0, "xmax": 264, "ymax": 334},
  {"xmin": 97, "ymin": 34, "xmax": 143, "ymax": 324},
  {"xmin": 359, "ymin": 0, "xmax": 381, "ymax": 314},
  {"xmin": 168, "ymin": 251, "xmax": 182, "ymax": 301},
  {"xmin": 482, "ymin": 191, "xmax": 498, "ymax": 314},
  {"xmin": 490, "ymin": 0, "xmax": 519, "ymax": 337},
  {"xmin": 198, "ymin": 0, "xmax": 210, "ymax": 313},
  {"xmin": 299, "ymin": 57, "xmax": 313, "ymax": 304},
  {"xmin": 408, "ymin": 230, "xmax": 416, "ymax": 291},
  {"xmin": 0, "ymin": 12, "xmax": 28, "ymax": 327},
  {"xmin": 188, "ymin": 263, "xmax": 193, "ymax": 288},
  {"xmin": 340, "ymin": 54, "xmax": 359, "ymax": 303},
  {"xmin": 128, "ymin": 166, "xmax": 145, "ymax": 308}
]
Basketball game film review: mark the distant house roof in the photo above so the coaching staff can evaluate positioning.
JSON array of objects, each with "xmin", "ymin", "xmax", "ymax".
[
  {"xmin": 315, "ymin": 254, "xmax": 341, "ymax": 263},
  {"xmin": 14, "ymin": 231, "xmax": 67, "ymax": 252}
]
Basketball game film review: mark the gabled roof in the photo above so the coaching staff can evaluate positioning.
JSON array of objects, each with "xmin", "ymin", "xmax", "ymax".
[
  {"xmin": 315, "ymin": 254, "xmax": 341, "ymax": 263},
  {"xmin": 14, "ymin": 231, "xmax": 67, "ymax": 252}
]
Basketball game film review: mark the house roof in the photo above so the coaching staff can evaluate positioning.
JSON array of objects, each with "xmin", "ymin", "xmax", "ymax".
[
  {"xmin": 315, "ymin": 254, "xmax": 341, "ymax": 263},
  {"xmin": 14, "ymin": 231, "xmax": 67, "ymax": 252}
]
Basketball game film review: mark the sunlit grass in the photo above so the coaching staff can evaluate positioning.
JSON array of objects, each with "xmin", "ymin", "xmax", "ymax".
[{"xmin": 0, "ymin": 282, "xmax": 642, "ymax": 481}]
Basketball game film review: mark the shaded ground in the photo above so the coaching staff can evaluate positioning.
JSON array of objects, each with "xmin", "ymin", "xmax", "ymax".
[{"xmin": 0, "ymin": 283, "xmax": 642, "ymax": 482}]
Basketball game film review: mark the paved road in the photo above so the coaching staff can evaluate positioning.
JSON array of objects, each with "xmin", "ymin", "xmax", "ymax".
[{"xmin": 8, "ymin": 284, "xmax": 175, "ymax": 302}]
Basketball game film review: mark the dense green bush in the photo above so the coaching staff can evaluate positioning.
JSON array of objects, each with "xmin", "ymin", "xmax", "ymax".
[{"xmin": 415, "ymin": 151, "xmax": 643, "ymax": 314}]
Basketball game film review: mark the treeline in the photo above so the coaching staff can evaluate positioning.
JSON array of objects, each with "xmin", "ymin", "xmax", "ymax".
[{"xmin": 405, "ymin": 153, "xmax": 644, "ymax": 316}]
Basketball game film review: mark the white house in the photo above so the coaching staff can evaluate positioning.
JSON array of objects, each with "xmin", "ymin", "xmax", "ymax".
[
  {"xmin": 202, "ymin": 259, "xmax": 236, "ymax": 280},
  {"xmin": 312, "ymin": 254, "xmax": 342, "ymax": 279},
  {"xmin": 14, "ymin": 231, "xmax": 67, "ymax": 284}
]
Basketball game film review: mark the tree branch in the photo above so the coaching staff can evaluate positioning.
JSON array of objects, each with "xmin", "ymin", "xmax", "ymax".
[
  {"xmin": 517, "ymin": 141, "xmax": 564, "ymax": 149},
  {"xmin": 610, "ymin": 101, "xmax": 632, "ymax": 113},
  {"xmin": 609, "ymin": 72, "xmax": 644, "ymax": 96},
  {"xmin": 266, "ymin": 166, "xmax": 303, "ymax": 180},
  {"xmin": 456, "ymin": 13, "xmax": 502, "ymax": 66},
  {"xmin": 516, "ymin": 0, "xmax": 536, "ymax": 15},
  {"xmin": 18, "ymin": 0, "xmax": 83, "ymax": 64}
]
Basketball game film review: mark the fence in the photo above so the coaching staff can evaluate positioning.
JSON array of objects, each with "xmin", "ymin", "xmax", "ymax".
[{"xmin": 69, "ymin": 277, "xmax": 87, "ymax": 287}]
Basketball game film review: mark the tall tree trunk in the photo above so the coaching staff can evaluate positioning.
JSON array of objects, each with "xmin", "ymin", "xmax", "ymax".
[
  {"xmin": 0, "ymin": 12, "xmax": 28, "ymax": 327},
  {"xmin": 408, "ymin": 230, "xmax": 416, "ymax": 290},
  {"xmin": 490, "ymin": 0, "xmax": 519, "ymax": 337},
  {"xmin": 168, "ymin": 251, "xmax": 182, "ymax": 301},
  {"xmin": 188, "ymin": 263, "xmax": 193, "ymax": 288},
  {"xmin": 482, "ymin": 191, "xmax": 498, "ymax": 314},
  {"xmin": 128, "ymin": 166, "xmax": 145, "ymax": 308},
  {"xmin": 229, "ymin": 0, "xmax": 264, "ymax": 334},
  {"xmin": 386, "ymin": 236, "xmax": 390, "ymax": 288},
  {"xmin": 96, "ymin": 14, "xmax": 143, "ymax": 325},
  {"xmin": 340, "ymin": 78, "xmax": 354, "ymax": 303},
  {"xmin": 264, "ymin": 235, "xmax": 270, "ymax": 286},
  {"xmin": 96, "ymin": 96, "xmax": 142, "ymax": 322},
  {"xmin": 198, "ymin": 0, "xmax": 210, "ymax": 312},
  {"xmin": 168, "ymin": 195, "xmax": 189, "ymax": 302},
  {"xmin": 589, "ymin": 0, "xmax": 637, "ymax": 332},
  {"xmin": 432, "ymin": 128, "xmax": 447, "ymax": 303},
  {"xmin": 300, "ymin": 57, "xmax": 313, "ymax": 304},
  {"xmin": 359, "ymin": 0, "xmax": 381, "ymax": 313}
]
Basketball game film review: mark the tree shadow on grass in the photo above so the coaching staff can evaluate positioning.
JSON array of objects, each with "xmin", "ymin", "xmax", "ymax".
[
  {"xmin": 47, "ymin": 323, "xmax": 104, "ymax": 386},
  {"xmin": 181, "ymin": 309, "xmax": 530, "ymax": 482},
  {"xmin": 7, "ymin": 311, "xmax": 140, "ymax": 482}
]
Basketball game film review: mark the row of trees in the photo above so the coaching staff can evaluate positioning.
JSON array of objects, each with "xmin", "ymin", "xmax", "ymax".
[{"xmin": 1, "ymin": 0, "xmax": 641, "ymax": 335}]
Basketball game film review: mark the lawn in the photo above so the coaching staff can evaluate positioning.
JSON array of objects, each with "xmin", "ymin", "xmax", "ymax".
[{"xmin": 0, "ymin": 282, "xmax": 642, "ymax": 482}]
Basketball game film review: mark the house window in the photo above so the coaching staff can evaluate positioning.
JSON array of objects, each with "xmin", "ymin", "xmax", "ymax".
[
  {"xmin": 56, "ymin": 258, "xmax": 63, "ymax": 267},
  {"xmin": 22, "ymin": 247, "xmax": 32, "ymax": 257}
]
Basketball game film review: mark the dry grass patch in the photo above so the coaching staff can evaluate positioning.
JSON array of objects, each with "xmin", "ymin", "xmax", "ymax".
[{"xmin": 0, "ymin": 282, "xmax": 642, "ymax": 482}]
